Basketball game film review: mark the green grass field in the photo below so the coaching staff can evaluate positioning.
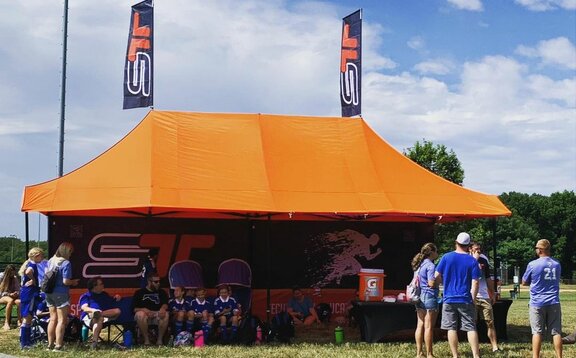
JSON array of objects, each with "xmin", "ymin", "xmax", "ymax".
[{"xmin": 0, "ymin": 289, "xmax": 574, "ymax": 357}]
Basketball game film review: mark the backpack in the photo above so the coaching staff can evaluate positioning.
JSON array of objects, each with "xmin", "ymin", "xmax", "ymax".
[
  {"xmin": 315, "ymin": 303, "xmax": 332, "ymax": 323},
  {"xmin": 40, "ymin": 265, "xmax": 59, "ymax": 294},
  {"xmin": 173, "ymin": 331, "xmax": 192, "ymax": 347},
  {"xmin": 268, "ymin": 311, "xmax": 294, "ymax": 343},
  {"xmin": 237, "ymin": 314, "xmax": 263, "ymax": 345},
  {"xmin": 406, "ymin": 267, "xmax": 421, "ymax": 303}
]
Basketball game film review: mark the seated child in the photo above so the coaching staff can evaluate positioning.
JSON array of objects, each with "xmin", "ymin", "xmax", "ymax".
[
  {"xmin": 187, "ymin": 288, "xmax": 214, "ymax": 341},
  {"xmin": 168, "ymin": 287, "xmax": 189, "ymax": 335},
  {"xmin": 213, "ymin": 286, "xmax": 240, "ymax": 342}
]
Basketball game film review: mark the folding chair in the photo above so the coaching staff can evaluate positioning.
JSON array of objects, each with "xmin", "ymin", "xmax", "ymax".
[
  {"xmin": 168, "ymin": 260, "xmax": 204, "ymax": 289},
  {"xmin": 78, "ymin": 294, "xmax": 134, "ymax": 345}
]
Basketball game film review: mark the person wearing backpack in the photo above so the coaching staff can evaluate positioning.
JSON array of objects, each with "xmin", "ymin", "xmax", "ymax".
[
  {"xmin": 17, "ymin": 247, "xmax": 44, "ymax": 349},
  {"xmin": 45, "ymin": 242, "xmax": 80, "ymax": 351},
  {"xmin": 411, "ymin": 243, "xmax": 439, "ymax": 358}
]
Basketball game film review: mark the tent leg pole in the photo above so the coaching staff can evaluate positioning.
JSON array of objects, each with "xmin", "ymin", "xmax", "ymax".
[
  {"xmin": 266, "ymin": 214, "xmax": 271, "ymax": 326},
  {"xmin": 492, "ymin": 218, "xmax": 498, "ymax": 293},
  {"xmin": 25, "ymin": 212, "xmax": 30, "ymax": 258}
]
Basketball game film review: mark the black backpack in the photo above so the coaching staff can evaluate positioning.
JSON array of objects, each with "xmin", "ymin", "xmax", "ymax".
[
  {"xmin": 268, "ymin": 311, "xmax": 294, "ymax": 343},
  {"xmin": 237, "ymin": 314, "xmax": 263, "ymax": 345},
  {"xmin": 315, "ymin": 303, "xmax": 332, "ymax": 323},
  {"xmin": 40, "ymin": 265, "xmax": 59, "ymax": 294}
]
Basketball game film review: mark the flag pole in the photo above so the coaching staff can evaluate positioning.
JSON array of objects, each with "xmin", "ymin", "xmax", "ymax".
[{"xmin": 58, "ymin": 0, "xmax": 69, "ymax": 177}]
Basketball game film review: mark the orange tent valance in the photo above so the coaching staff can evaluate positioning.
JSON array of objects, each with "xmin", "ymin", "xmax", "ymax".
[{"xmin": 21, "ymin": 111, "xmax": 510, "ymax": 222}]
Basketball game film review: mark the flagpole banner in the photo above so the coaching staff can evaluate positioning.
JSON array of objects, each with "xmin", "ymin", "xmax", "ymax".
[
  {"xmin": 123, "ymin": 0, "xmax": 154, "ymax": 110},
  {"xmin": 340, "ymin": 9, "xmax": 362, "ymax": 117}
]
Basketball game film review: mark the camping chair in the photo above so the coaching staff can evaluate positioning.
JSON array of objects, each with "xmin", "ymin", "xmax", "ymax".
[
  {"xmin": 77, "ymin": 294, "xmax": 134, "ymax": 345},
  {"xmin": 217, "ymin": 259, "xmax": 255, "ymax": 343},
  {"xmin": 168, "ymin": 260, "xmax": 204, "ymax": 290},
  {"xmin": 217, "ymin": 258, "xmax": 253, "ymax": 314}
]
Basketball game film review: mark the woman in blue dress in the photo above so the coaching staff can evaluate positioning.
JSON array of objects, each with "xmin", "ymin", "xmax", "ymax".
[
  {"xmin": 45, "ymin": 242, "xmax": 79, "ymax": 351},
  {"xmin": 18, "ymin": 247, "xmax": 44, "ymax": 349}
]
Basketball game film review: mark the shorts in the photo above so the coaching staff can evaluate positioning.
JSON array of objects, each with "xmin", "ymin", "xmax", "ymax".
[
  {"xmin": 45, "ymin": 293, "xmax": 70, "ymax": 309},
  {"xmin": 441, "ymin": 303, "xmax": 477, "ymax": 332},
  {"xmin": 475, "ymin": 298, "xmax": 494, "ymax": 328},
  {"xmin": 416, "ymin": 291, "xmax": 439, "ymax": 311},
  {"xmin": 20, "ymin": 297, "xmax": 39, "ymax": 318},
  {"xmin": 529, "ymin": 304, "xmax": 562, "ymax": 336},
  {"xmin": 82, "ymin": 311, "xmax": 109, "ymax": 327}
]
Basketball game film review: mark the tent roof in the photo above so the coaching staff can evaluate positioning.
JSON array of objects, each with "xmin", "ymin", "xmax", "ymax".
[{"xmin": 21, "ymin": 111, "xmax": 510, "ymax": 222}]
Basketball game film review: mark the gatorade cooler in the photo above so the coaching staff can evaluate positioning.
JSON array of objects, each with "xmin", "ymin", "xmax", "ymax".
[{"xmin": 358, "ymin": 268, "xmax": 385, "ymax": 301}]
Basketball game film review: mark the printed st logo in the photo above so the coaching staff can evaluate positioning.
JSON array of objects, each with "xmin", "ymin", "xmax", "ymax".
[
  {"xmin": 340, "ymin": 23, "xmax": 359, "ymax": 106},
  {"xmin": 126, "ymin": 11, "xmax": 151, "ymax": 96}
]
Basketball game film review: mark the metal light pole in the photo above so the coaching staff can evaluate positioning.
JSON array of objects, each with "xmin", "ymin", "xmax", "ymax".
[{"xmin": 58, "ymin": 0, "xmax": 69, "ymax": 177}]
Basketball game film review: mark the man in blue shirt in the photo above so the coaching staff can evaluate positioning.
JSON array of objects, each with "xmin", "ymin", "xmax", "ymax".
[
  {"xmin": 435, "ymin": 232, "xmax": 481, "ymax": 358},
  {"xmin": 287, "ymin": 287, "xmax": 320, "ymax": 326},
  {"xmin": 79, "ymin": 277, "xmax": 121, "ymax": 348},
  {"xmin": 522, "ymin": 239, "xmax": 562, "ymax": 358}
]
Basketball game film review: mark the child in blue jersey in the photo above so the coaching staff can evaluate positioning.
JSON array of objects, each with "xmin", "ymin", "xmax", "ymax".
[
  {"xmin": 188, "ymin": 288, "xmax": 214, "ymax": 341},
  {"xmin": 17, "ymin": 247, "xmax": 44, "ymax": 349},
  {"xmin": 168, "ymin": 286, "xmax": 189, "ymax": 335},
  {"xmin": 522, "ymin": 239, "xmax": 562, "ymax": 358},
  {"xmin": 213, "ymin": 286, "xmax": 240, "ymax": 342}
]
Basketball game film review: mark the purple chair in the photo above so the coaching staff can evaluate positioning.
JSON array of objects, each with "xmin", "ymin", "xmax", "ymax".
[
  {"xmin": 217, "ymin": 259, "xmax": 252, "ymax": 312},
  {"xmin": 169, "ymin": 260, "xmax": 204, "ymax": 289}
]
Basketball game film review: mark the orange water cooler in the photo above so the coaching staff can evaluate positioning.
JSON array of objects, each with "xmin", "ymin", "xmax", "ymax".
[{"xmin": 358, "ymin": 268, "xmax": 386, "ymax": 301}]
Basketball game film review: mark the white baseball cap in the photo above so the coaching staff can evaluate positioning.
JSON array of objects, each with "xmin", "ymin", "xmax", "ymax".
[{"xmin": 456, "ymin": 232, "xmax": 471, "ymax": 245}]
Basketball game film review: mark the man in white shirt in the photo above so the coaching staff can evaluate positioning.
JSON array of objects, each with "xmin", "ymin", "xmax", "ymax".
[{"xmin": 470, "ymin": 243, "xmax": 500, "ymax": 352}]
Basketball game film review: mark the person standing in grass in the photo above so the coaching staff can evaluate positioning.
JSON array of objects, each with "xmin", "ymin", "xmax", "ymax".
[
  {"xmin": 17, "ymin": 248, "xmax": 44, "ymax": 349},
  {"xmin": 45, "ymin": 242, "xmax": 80, "ymax": 351},
  {"xmin": 470, "ymin": 243, "xmax": 500, "ymax": 353},
  {"xmin": 435, "ymin": 232, "xmax": 482, "ymax": 358},
  {"xmin": 412, "ymin": 243, "xmax": 439, "ymax": 358},
  {"xmin": 522, "ymin": 239, "xmax": 562, "ymax": 358}
]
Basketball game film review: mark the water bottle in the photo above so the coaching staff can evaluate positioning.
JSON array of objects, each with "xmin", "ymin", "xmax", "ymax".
[
  {"xmin": 255, "ymin": 325, "xmax": 262, "ymax": 345},
  {"xmin": 334, "ymin": 326, "xmax": 344, "ymax": 344},
  {"xmin": 81, "ymin": 325, "xmax": 89, "ymax": 342},
  {"xmin": 194, "ymin": 330, "xmax": 204, "ymax": 347},
  {"xmin": 123, "ymin": 330, "xmax": 133, "ymax": 349}
]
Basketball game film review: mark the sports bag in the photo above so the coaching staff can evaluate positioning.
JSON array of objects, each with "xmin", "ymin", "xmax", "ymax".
[
  {"xmin": 406, "ymin": 267, "xmax": 421, "ymax": 303},
  {"xmin": 173, "ymin": 331, "xmax": 192, "ymax": 347},
  {"xmin": 40, "ymin": 265, "xmax": 59, "ymax": 294}
]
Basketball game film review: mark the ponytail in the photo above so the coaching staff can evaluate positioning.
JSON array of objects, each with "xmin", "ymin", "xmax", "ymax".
[{"xmin": 411, "ymin": 242, "xmax": 437, "ymax": 271}]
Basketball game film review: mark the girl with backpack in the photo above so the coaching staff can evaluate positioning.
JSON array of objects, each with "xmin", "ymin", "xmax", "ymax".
[
  {"xmin": 45, "ymin": 242, "xmax": 79, "ymax": 351},
  {"xmin": 411, "ymin": 243, "xmax": 439, "ymax": 358}
]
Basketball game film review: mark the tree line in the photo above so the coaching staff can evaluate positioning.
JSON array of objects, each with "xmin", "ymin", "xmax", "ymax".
[{"xmin": 405, "ymin": 140, "xmax": 575, "ymax": 280}]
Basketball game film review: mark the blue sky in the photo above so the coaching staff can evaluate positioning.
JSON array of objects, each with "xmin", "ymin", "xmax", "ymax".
[{"xmin": 1, "ymin": 0, "xmax": 575, "ymax": 241}]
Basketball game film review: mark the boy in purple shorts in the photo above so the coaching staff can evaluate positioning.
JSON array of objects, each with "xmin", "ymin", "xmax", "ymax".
[{"xmin": 522, "ymin": 239, "xmax": 562, "ymax": 358}]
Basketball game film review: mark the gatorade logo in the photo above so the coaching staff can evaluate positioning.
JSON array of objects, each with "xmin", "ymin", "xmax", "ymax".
[{"xmin": 367, "ymin": 278, "xmax": 378, "ymax": 289}]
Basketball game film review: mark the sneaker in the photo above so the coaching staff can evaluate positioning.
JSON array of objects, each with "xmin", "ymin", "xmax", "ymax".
[{"xmin": 52, "ymin": 345, "xmax": 63, "ymax": 352}]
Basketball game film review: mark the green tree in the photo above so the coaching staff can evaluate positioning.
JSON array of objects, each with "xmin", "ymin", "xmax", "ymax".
[{"xmin": 403, "ymin": 139, "xmax": 465, "ymax": 185}]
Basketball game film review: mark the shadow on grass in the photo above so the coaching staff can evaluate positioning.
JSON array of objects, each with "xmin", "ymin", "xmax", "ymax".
[{"xmin": 506, "ymin": 324, "xmax": 534, "ymax": 343}]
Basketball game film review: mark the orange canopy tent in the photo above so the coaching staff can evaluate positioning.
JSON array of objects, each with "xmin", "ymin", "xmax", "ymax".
[{"xmin": 21, "ymin": 111, "xmax": 510, "ymax": 221}]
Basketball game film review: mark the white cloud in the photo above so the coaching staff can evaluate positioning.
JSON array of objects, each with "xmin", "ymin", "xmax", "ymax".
[
  {"xmin": 413, "ymin": 59, "xmax": 454, "ymax": 75},
  {"xmin": 363, "ymin": 54, "xmax": 575, "ymax": 195},
  {"xmin": 516, "ymin": 37, "xmax": 576, "ymax": 69},
  {"xmin": 407, "ymin": 36, "xmax": 426, "ymax": 51},
  {"xmin": 447, "ymin": 0, "xmax": 484, "ymax": 11},
  {"xmin": 514, "ymin": 0, "xmax": 576, "ymax": 11}
]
